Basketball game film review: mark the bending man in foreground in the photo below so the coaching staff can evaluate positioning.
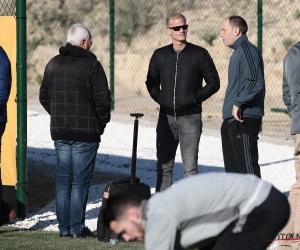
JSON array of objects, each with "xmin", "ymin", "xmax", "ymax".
[{"xmin": 102, "ymin": 173, "xmax": 289, "ymax": 250}]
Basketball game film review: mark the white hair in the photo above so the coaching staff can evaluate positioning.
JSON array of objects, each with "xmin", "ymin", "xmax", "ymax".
[{"xmin": 66, "ymin": 23, "xmax": 91, "ymax": 46}]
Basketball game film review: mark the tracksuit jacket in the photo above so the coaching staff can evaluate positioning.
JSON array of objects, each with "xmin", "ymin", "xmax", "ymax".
[
  {"xmin": 282, "ymin": 41, "xmax": 300, "ymax": 134},
  {"xmin": 146, "ymin": 42, "xmax": 220, "ymax": 117},
  {"xmin": 222, "ymin": 34, "xmax": 265, "ymax": 120},
  {"xmin": 39, "ymin": 43, "xmax": 111, "ymax": 142},
  {"xmin": 141, "ymin": 173, "xmax": 272, "ymax": 250},
  {"xmin": 0, "ymin": 46, "xmax": 11, "ymax": 123}
]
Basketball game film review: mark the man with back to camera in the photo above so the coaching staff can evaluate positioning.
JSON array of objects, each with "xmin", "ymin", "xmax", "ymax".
[
  {"xmin": 102, "ymin": 173, "xmax": 290, "ymax": 250},
  {"xmin": 278, "ymin": 41, "xmax": 300, "ymax": 250},
  {"xmin": 220, "ymin": 15, "xmax": 265, "ymax": 177},
  {"xmin": 145, "ymin": 12, "xmax": 220, "ymax": 192},
  {"xmin": 39, "ymin": 23, "xmax": 111, "ymax": 238}
]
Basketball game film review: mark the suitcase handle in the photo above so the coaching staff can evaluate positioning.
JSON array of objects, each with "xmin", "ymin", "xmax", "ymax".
[
  {"xmin": 130, "ymin": 113, "xmax": 144, "ymax": 183},
  {"xmin": 117, "ymin": 177, "xmax": 140, "ymax": 184},
  {"xmin": 130, "ymin": 113, "xmax": 144, "ymax": 119}
]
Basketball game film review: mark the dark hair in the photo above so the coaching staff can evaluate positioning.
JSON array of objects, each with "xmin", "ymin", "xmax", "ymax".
[
  {"xmin": 228, "ymin": 15, "xmax": 248, "ymax": 35},
  {"xmin": 102, "ymin": 193, "xmax": 143, "ymax": 227}
]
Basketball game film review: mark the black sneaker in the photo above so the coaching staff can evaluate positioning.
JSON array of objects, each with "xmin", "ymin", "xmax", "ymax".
[{"xmin": 71, "ymin": 227, "xmax": 96, "ymax": 239}]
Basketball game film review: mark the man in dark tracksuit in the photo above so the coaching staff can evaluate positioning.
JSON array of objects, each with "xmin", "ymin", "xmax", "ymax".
[
  {"xmin": 40, "ymin": 23, "xmax": 111, "ymax": 238},
  {"xmin": 146, "ymin": 13, "xmax": 220, "ymax": 191},
  {"xmin": 220, "ymin": 15, "xmax": 265, "ymax": 177}
]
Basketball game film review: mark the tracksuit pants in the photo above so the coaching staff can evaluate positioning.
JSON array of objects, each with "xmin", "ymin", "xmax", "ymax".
[
  {"xmin": 221, "ymin": 117, "xmax": 262, "ymax": 177},
  {"xmin": 200, "ymin": 186, "xmax": 290, "ymax": 250}
]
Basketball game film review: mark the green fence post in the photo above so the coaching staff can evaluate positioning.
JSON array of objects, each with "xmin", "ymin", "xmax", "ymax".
[
  {"xmin": 258, "ymin": 0, "xmax": 263, "ymax": 133},
  {"xmin": 110, "ymin": 0, "xmax": 115, "ymax": 111},
  {"xmin": 257, "ymin": 0, "xmax": 263, "ymax": 53},
  {"xmin": 16, "ymin": 0, "xmax": 27, "ymax": 218}
]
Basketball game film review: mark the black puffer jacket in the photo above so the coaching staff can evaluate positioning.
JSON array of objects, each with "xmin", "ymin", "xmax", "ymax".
[
  {"xmin": 146, "ymin": 43, "xmax": 220, "ymax": 116},
  {"xmin": 39, "ymin": 43, "xmax": 111, "ymax": 142}
]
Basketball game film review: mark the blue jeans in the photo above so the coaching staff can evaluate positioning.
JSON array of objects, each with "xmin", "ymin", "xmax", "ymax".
[
  {"xmin": 54, "ymin": 140, "xmax": 99, "ymax": 235},
  {"xmin": 156, "ymin": 113, "xmax": 202, "ymax": 191}
]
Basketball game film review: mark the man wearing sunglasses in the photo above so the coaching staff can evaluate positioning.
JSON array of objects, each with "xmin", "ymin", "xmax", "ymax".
[{"xmin": 145, "ymin": 12, "xmax": 220, "ymax": 192}]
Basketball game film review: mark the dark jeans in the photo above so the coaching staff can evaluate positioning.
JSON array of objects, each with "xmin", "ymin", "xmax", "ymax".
[
  {"xmin": 199, "ymin": 187, "xmax": 290, "ymax": 250},
  {"xmin": 221, "ymin": 117, "xmax": 262, "ymax": 177},
  {"xmin": 54, "ymin": 140, "xmax": 99, "ymax": 235},
  {"xmin": 0, "ymin": 122, "xmax": 11, "ymax": 216},
  {"xmin": 156, "ymin": 113, "xmax": 202, "ymax": 192}
]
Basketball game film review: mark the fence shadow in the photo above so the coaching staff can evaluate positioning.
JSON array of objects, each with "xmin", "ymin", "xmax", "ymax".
[{"xmin": 17, "ymin": 146, "xmax": 225, "ymax": 231}]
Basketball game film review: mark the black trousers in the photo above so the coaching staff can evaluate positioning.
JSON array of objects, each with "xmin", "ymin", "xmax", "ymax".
[
  {"xmin": 201, "ymin": 187, "xmax": 290, "ymax": 250},
  {"xmin": 221, "ymin": 117, "xmax": 262, "ymax": 177}
]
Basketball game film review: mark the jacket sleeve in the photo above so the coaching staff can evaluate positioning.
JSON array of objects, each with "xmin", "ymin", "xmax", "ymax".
[
  {"xmin": 234, "ymin": 49, "xmax": 265, "ymax": 107},
  {"xmin": 145, "ymin": 51, "xmax": 161, "ymax": 103},
  {"xmin": 145, "ymin": 215, "xmax": 177, "ymax": 250},
  {"xmin": 39, "ymin": 64, "xmax": 51, "ymax": 114},
  {"xmin": 194, "ymin": 50, "xmax": 220, "ymax": 103},
  {"xmin": 92, "ymin": 61, "xmax": 111, "ymax": 128},
  {"xmin": 282, "ymin": 44, "xmax": 300, "ymax": 129},
  {"xmin": 282, "ymin": 57, "xmax": 291, "ymax": 116},
  {"xmin": 0, "ymin": 52, "xmax": 11, "ymax": 109}
]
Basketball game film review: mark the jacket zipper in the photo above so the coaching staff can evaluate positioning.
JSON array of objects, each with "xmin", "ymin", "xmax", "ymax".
[{"xmin": 173, "ymin": 53, "xmax": 179, "ymax": 120}]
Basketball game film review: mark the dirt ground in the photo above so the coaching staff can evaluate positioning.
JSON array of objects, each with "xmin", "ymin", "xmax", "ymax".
[{"xmin": 26, "ymin": 159, "xmax": 128, "ymax": 213}]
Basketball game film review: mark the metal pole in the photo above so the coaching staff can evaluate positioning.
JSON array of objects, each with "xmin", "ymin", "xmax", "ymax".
[
  {"xmin": 110, "ymin": 0, "xmax": 115, "ymax": 111},
  {"xmin": 130, "ymin": 113, "xmax": 144, "ymax": 183},
  {"xmin": 131, "ymin": 117, "xmax": 139, "ymax": 183},
  {"xmin": 16, "ymin": 0, "xmax": 27, "ymax": 218},
  {"xmin": 257, "ymin": 0, "xmax": 263, "ymax": 53},
  {"xmin": 258, "ymin": 0, "xmax": 263, "ymax": 133}
]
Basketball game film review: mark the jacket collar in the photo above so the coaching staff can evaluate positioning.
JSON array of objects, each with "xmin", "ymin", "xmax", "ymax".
[
  {"xmin": 59, "ymin": 43, "xmax": 97, "ymax": 58},
  {"xmin": 168, "ymin": 42, "xmax": 190, "ymax": 52},
  {"xmin": 230, "ymin": 34, "xmax": 248, "ymax": 51}
]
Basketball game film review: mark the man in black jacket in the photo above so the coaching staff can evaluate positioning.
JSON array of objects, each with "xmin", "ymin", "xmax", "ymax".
[
  {"xmin": 39, "ymin": 23, "xmax": 111, "ymax": 238},
  {"xmin": 146, "ymin": 13, "xmax": 220, "ymax": 192}
]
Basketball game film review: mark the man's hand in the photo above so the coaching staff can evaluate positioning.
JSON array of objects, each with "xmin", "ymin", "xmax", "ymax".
[{"xmin": 232, "ymin": 105, "xmax": 243, "ymax": 122}]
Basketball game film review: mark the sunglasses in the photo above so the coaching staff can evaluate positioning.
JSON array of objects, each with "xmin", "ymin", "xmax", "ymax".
[{"xmin": 168, "ymin": 24, "xmax": 188, "ymax": 31}]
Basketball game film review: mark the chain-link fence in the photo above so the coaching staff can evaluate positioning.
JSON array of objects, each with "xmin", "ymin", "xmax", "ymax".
[
  {"xmin": 24, "ymin": 0, "xmax": 297, "ymax": 138},
  {"xmin": 0, "ymin": 0, "xmax": 14, "ymax": 15}
]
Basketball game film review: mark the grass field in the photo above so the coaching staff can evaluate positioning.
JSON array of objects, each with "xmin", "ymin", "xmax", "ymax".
[{"xmin": 0, "ymin": 227, "xmax": 145, "ymax": 250}]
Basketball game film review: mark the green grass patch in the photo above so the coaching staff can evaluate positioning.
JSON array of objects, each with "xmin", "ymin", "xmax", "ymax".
[{"xmin": 0, "ymin": 227, "xmax": 145, "ymax": 250}]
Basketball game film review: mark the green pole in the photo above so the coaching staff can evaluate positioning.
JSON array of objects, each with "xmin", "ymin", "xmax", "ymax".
[
  {"xmin": 110, "ymin": 0, "xmax": 115, "ymax": 111},
  {"xmin": 16, "ymin": 0, "xmax": 27, "ymax": 218},
  {"xmin": 258, "ymin": 0, "xmax": 263, "ymax": 133},
  {"xmin": 257, "ymin": 0, "xmax": 263, "ymax": 53}
]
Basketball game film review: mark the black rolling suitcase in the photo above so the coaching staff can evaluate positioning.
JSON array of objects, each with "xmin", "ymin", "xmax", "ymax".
[{"xmin": 97, "ymin": 113, "xmax": 151, "ymax": 243}]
